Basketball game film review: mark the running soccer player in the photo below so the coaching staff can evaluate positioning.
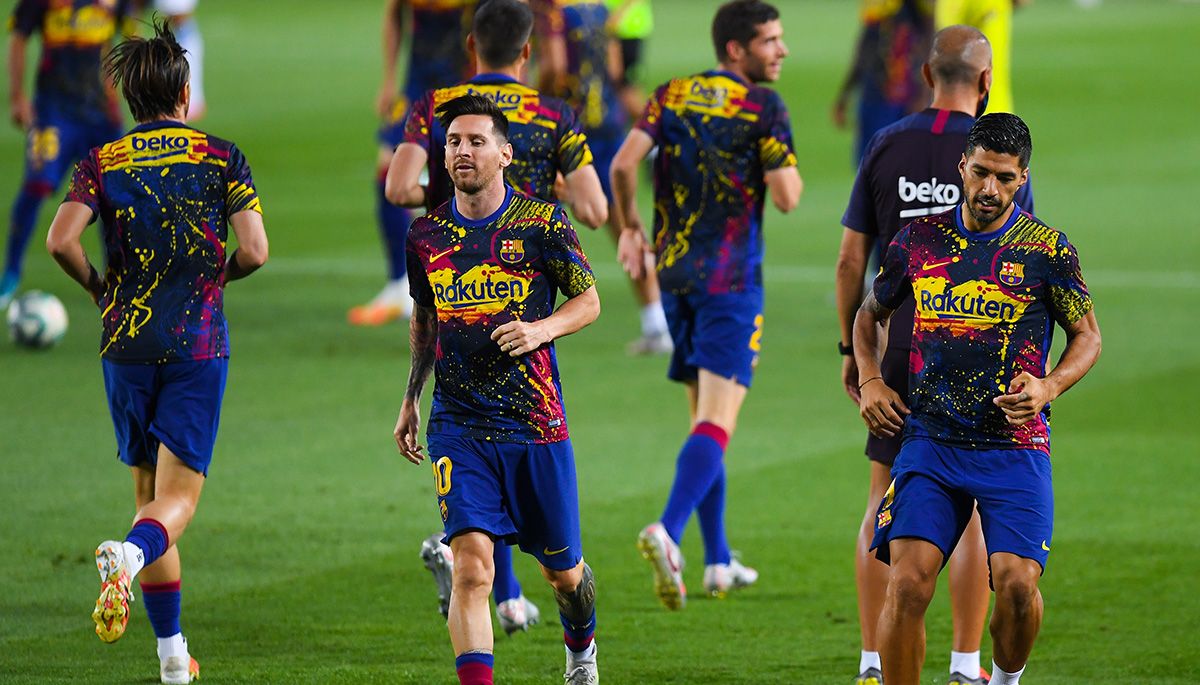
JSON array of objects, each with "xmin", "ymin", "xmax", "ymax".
[
  {"xmin": 395, "ymin": 94, "xmax": 601, "ymax": 685},
  {"xmin": 3, "ymin": 0, "xmax": 130, "ymax": 308},
  {"xmin": 836, "ymin": 26, "xmax": 1035, "ymax": 685},
  {"xmin": 350, "ymin": 0, "xmax": 476, "ymax": 326},
  {"xmin": 854, "ymin": 113, "xmax": 1100, "ymax": 685},
  {"xmin": 534, "ymin": 0, "xmax": 671, "ymax": 354},
  {"xmin": 385, "ymin": 0, "xmax": 604, "ymax": 635},
  {"xmin": 45, "ymin": 20, "xmax": 267, "ymax": 685},
  {"xmin": 611, "ymin": 0, "xmax": 802, "ymax": 609}
]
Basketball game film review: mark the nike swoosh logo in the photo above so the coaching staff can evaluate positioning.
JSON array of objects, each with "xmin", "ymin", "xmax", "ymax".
[
  {"xmin": 543, "ymin": 546, "xmax": 570, "ymax": 556},
  {"xmin": 429, "ymin": 246, "xmax": 459, "ymax": 263},
  {"xmin": 921, "ymin": 257, "xmax": 959, "ymax": 271},
  {"xmin": 1041, "ymin": 541, "xmax": 1051, "ymax": 551}
]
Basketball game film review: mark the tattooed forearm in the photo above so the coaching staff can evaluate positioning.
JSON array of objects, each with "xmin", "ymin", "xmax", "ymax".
[{"xmin": 405, "ymin": 304, "xmax": 438, "ymax": 403}]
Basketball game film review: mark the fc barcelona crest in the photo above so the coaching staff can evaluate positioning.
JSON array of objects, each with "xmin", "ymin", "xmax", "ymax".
[
  {"xmin": 999, "ymin": 261, "xmax": 1025, "ymax": 287},
  {"xmin": 500, "ymin": 239, "xmax": 525, "ymax": 264}
]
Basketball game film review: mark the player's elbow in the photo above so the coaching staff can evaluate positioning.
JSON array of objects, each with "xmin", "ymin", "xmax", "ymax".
[
  {"xmin": 384, "ymin": 175, "xmax": 420, "ymax": 208},
  {"xmin": 240, "ymin": 235, "xmax": 269, "ymax": 269},
  {"xmin": 770, "ymin": 175, "xmax": 803, "ymax": 213},
  {"xmin": 580, "ymin": 287, "xmax": 601, "ymax": 327},
  {"xmin": 45, "ymin": 231, "xmax": 71, "ymax": 258},
  {"xmin": 573, "ymin": 197, "xmax": 608, "ymax": 229}
]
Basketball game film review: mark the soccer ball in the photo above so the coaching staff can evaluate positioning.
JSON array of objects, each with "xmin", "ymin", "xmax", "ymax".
[{"xmin": 7, "ymin": 291, "xmax": 69, "ymax": 349}]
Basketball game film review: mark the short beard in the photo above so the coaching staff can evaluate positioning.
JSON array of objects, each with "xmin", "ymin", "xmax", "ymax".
[
  {"xmin": 452, "ymin": 167, "xmax": 495, "ymax": 195},
  {"xmin": 967, "ymin": 194, "xmax": 1010, "ymax": 227}
]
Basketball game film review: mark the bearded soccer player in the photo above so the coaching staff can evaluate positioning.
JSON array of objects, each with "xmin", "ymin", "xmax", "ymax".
[
  {"xmin": 385, "ymin": 0, "xmax": 605, "ymax": 634},
  {"xmin": 46, "ymin": 20, "xmax": 267, "ymax": 685},
  {"xmin": 610, "ymin": 0, "xmax": 802, "ymax": 609},
  {"xmin": 854, "ymin": 113, "xmax": 1100, "ymax": 685},
  {"xmin": 395, "ymin": 94, "xmax": 601, "ymax": 685},
  {"xmin": 350, "ymin": 0, "xmax": 476, "ymax": 326},
  {"xmin": 3, "ymin": 0, "xmax": 130, "ymax": 308},
  {"xmin": 836, "ymin": 26, "xmax": 1035, "ymax": 685}
]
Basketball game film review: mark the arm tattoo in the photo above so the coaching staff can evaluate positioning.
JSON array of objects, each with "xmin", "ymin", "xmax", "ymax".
[
  {"xmin": 861, "ymin": 291, "xmax": 895, "ymax": 325},
  {"xmin": 405, "ymin": 304, "xmax": 438, "ymax": 402}
]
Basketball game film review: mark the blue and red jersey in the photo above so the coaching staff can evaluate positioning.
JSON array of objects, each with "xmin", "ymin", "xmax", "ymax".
[
  {"xmin": 637, "ymin": 70, "xmax": 797, "ymax": 295},
  {"xmin": 9, "ymin": 0, "xmax": 130, "ymax": 122},
  {"xmin": 64, "ymin": 121, "xmax": 262, "ymax": 363},
  {"xmin": 404, "ymin": 0, "xmax": 474, "ymax": 102},
  {"xmin": 403, "ymin": 73, "xmax": 593, "ymax": 210},
  {"xmin": 544, "ymin": 0, "xmax": 626, "ymax": 137},
  {"xmin": 406, "ymin": 188, "xmax": 596, "ymax": 443},
  {"xmin": 873, "ymin": 205, "xmax": 1093, "ymax": 453},
  {"xmin": 857, "ymin": 0, "xmax": 933, "ymax": 109}
]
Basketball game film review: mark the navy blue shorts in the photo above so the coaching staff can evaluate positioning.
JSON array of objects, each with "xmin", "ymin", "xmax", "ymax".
[
  {"xmin": 102, "ymin": 359, "xmax": 228, "ymax": 476},
  {"xmin": 662, "ymin": 288, "xmax": 763, "ymax": 388},
  {"xmin": 428, "ymin": 436, "xmax": 583, "ymax": 571},
  {"xmin": 871, "ymin": 438, "xmax": 1054, "ymax": 572},
  {"xmin": 23, "ymin": 111, "xmax": 121, "ymax": 191},
  {"xmin": 585, "ymin": 128, "xmax": 622, "ymax": 203}
]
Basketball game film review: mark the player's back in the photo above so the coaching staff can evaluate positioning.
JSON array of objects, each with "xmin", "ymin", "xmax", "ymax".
[
  {"xmin": 405, "ymin": 75, "xmax": 592, "ymax": 209},
  {"xmin": 639, "ymin": 70, "xmax": 796, "ymax": 294},
  {"xmin": 66, "ymin": 122, "xmax": 261, "ymax": 362},
  {"xmin": 858, "ymin": 0, "xmax": 933, "ymax": 106}
]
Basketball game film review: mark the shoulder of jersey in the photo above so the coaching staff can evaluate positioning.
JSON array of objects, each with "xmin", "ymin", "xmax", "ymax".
[{"xmin": 507, "ymin": 192, "xmax": 559, "ymax": 222}]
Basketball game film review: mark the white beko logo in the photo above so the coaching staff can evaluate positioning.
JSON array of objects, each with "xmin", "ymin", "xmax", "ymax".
[{"xmin": 897, "ymin": 176, "xmax": 960, "ymax": 218}]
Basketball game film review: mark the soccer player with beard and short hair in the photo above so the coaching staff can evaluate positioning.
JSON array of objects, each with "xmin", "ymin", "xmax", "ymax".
[
  {"xmin": 610, "ymin": 0, "xmax": 802, "ymax": 610},
  {"xmin": 385, "ymin": 0, "xmax": 606, "ymax": 635},
  {"xmin": 46, "ymin": 20, "xmax": 267, "ymax": 684},
  {"xmin": 349, "ymin": 0, "xmax": 477, "ymax": 327},
  {"xmin": 854, "ymin": 113, "xmax": 1100, "ymax": 685},
  {"xmin": 3, "ymin": 0, "xmax": 132, "ymax": 309},
  {"xmin": 394, "ymin": 94, "xmax": 601, "ymax": 685},
  {"xmin": 836, "ymin": 26, "xmax": 1034, "ymax": 685}
]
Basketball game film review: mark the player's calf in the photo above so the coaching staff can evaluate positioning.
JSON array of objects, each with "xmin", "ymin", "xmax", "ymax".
[{"xmin": 549, "ymin": 563, "xmax": 598, "ymax": 683}]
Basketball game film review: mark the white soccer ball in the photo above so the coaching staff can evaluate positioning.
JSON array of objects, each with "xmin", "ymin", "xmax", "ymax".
[{"xmin": 7, "ymin": 291, "xmax": 69, "ymax": 349}]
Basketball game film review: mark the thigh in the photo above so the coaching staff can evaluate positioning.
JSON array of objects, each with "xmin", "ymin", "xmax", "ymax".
[
  {"xmin": 661, "ymin": 290, "xmax": 697, "ymax": 384},
  {"xmin": 689, "ymin": 289, "xmax": 763, "ymax": 388},
  {"xmin": 103, "ymin": 360, "xmax": 161, "ymax": 469},
  {"xmin": 150, "ymin": 359, "xmax": 228, "ymax": 476},
  {"xmin": 503, "ymin": 440, "xmax": 583, "ymax": 572},
  {"xmin": 428, "ymin": 436, "xmax": 517, "ymax": 544},
  {"xmin": 968, "ymin": 448, "xmax": 1054, "ymax": 572},
  {"xmin": 872, "ymin": 440, "xmax": 975, "ymax": 568}
]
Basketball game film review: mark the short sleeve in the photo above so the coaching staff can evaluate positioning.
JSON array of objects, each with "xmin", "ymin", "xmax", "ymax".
[
  {"xmin": 542, "ymin": 207, "xmax": 596, "ymax": 298},
  {"xmin": 757, "ymin": 91, "xmax": 797, "ymax": 171},
  {"xmin": 10, "ymin": 0, "xmax": 44, "ymax": 37},
  {"xmin": 634, "ymin": 83, "xmax": 669, "ymax": 143},
  {"xmin": 555, "ymin": 101, "xmax": 594, "ymax": 175},
  {"xmin": 842, "ymin": 134, "xmax": 884, "ymax": 235},
  {"xmin": 872, "ymin": 226, "xmax": 913, "ymax": 310},
  {"xmin": 224, "ymin": 145, "xmax": 262, "ymax": 217},
  {"xmin": 1046, "ymin": 233, "xmax": 1092, "ymax": 327},
  {"xmin": 403, "ymin": 91, "xmax": 436, "ymax": 151},
  {"xmin": 63, "ymin": 151, "xmax": 101, "ymax": 223},
  {"xmin": 406, "ymin": 235, "xmax": 435, "ymax": 308}
]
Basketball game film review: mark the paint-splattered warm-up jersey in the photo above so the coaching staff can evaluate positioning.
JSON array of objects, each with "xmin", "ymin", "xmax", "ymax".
[
  {"xmin": 873, "ymin": 205, "xmax": 1092, "ymax": 453},
  {"xmin": 637, "ymin": 70, "xmax": 797, "ymax": 295},
  {"xmin": 406, "ymin": 188, "xmax": 595, "ymax": 443},
  {"xmin": 64, "ymin": 121, "xmax": 262, "ymax": 363}
]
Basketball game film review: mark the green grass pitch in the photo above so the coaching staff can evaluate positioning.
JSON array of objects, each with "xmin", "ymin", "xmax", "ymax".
[{"xmin": 1, "ymin": 0, "xmax": 1198, "ymax": 682}]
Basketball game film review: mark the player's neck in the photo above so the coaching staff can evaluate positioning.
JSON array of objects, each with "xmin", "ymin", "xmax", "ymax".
[
  {"xmin": 959, "ymin": 201, "xmax": 1015, "ymax": 234},
  {"xmin": 930, "ymin": 87, "xmax": 982, "ymax": 117},
  {"xmin": 476, "ymin": 60, "xmax": 522, "ymax": 82},
  {"xmin": 715, "ymin": 62, "xmax": 750, "ymax": 83},
  {"xmin": 455, "ymin": 182, "xmax": 508, "ymax": 222}
]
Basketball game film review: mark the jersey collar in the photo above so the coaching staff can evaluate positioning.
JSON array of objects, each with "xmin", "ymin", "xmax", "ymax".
[
  {"xmin": 705, "ymin": 69, "xmax": 749, "ymax": 86},
  {"xmin": 954, "ymin": 200, "xmax": 1023, "ymax": 241},
  {"xmin": 451, "ymin": 184, "xmax": 515, "ymax": 228},
  {"xmin": 469, "ymin": 73, "xmax": 521, "ymax": 85},
  {"xmin": 129, "ymin": 119, "xmax": 190, "ymax": 134}
]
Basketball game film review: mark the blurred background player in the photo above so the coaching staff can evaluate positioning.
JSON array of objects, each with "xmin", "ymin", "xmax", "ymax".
[
  {"xmin": 3, "ymin": 0, "xmax": 130, "ymax": 309},
  {"xmin": 385, "ymin": 0, "xmax": 606, "ymax": 634},
  {"xmin": 936, "ymin": 0, "xmax": 1030, "ymax": 114},
  {"xmin": 836, "ymin": 25, "xmax": 1035, "ymax": 685},
  {"xmin": 604, "ymin": 0, "xmax": 653, "ymax": 124},
  {"xmin": 534, "ymin": 0, "xmax": 671, "ymax": 354},
  {"xmin": 831, "ymin": 0, "xmax": 933, "ymax": 164},
  {"xmin": 350, "ymin": 0, "xmax": 476, "ymax": 326},
  {"xmin": 611, "ymin": 0, "xmax": 802, "ymax": 609},
  {"xmin": 153, "ymin": 0, "xmax": 205, "ymax": 120},
  {"xmin": 45, "ymin": 19, "xmax": 267, "ymax": 684},
  {"xmin": 394, "ymin": 94, "xmax": 602, "ymax": 685}
]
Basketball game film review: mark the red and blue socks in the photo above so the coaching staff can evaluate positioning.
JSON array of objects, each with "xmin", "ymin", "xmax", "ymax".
[
  {"xmin": 376, "ymin": 175, "xmax": 411, "ymax": 281},
  {"xmin": 142, "ymin": 580, "xmax": 187, "ymax": 658},
  {"xmin": 123, "ymin": 519, "xmax": 170, "ymax": 577},
  {"xmin": 557, "ymin": 564, "xmax": 597, "ymax": 658},
  {"xmin": 455, "ymin": 651, "xmax": 494, "ymax": 685},
  {"xmin": 4, "ymin": 180, "xmax": 54, "ymax": 289},
  {"xmin": 660, "ymin": 422, "xmax": 730, "ymax": 558},
  {"xmin": 697, "ymin": 467, "xmax": 733, "ymax": 565}
]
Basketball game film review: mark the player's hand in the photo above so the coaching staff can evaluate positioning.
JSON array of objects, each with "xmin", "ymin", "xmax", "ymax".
[
  {"xmin": 993, "ymin": 372, "xmax": 1052, "ymax": 426},
  {"xmin": 10, "ymin": 96, "xmax": 32, "ymax": 130},
  {"xmin": 859, "ymin": 377, "xmax": 910, "ymax": 438},
  {"xmin": 617, "ymin": 227, "xmax": 650, "ymax": 280},
  {"xmin": 377, "ymin": 84, "xmax": 398, "ymax": 119},
  {"xmin": 830, "ymin": 95, "xmax": 847, "ymax": 129},
  {"xmin": 842, "ymin": 354, "xmax": 861, "ymax": 404},
  {"xmin": 491, "ymin": 320, "xmax": 551, "ymax": 357},
  {"xmin": 394, "ymin": 400, "xmax": 426, "ymax": 464}
]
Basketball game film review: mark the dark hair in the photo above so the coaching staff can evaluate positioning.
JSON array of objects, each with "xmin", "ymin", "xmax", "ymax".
[
  {"xmin": 436, "ymin": 94, "xmax": 509, "ymax": 142},
  {"xmin": 472, "ymin": 0, "xmax": 533, "ymax": 67},
  {"xmin": 965, "ymin": 113, "xmax": 1033, "ymax": 168},
  {"xmin": 104, "ymin": 18, "xmax": 190, "ymax": 122},
  {"xmin": 711, "ymin": 0, "xmax": 780, "ymax": 63}
]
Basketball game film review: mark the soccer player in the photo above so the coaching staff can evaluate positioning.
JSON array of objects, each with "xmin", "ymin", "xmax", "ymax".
[
  {"xmin": 836, "ymin": 26, "xmax": 1035, "ymax": 685},
  {"xmin": 350, "ymin": 0, "xmax": 476, "ymax": 326},
  {"xmin": 936, "ymin": 0, "xmax": 1030, "ymax": 114},
  {"xmin": 45, "ymin": 20, "xmax": 267, "ymax": 685},
  {"xmin": 854, "ymin": 113, "xmax": 1101, "ymax": 685},
  {"xmin": 831, "ymin": 0, "xmax": 934, "ymax": 163},
  {"xmin": 3, "ymin": 0, "xmax": 130, "ymax": 309},
  {"xmin": 394, "ymin": 94, "xmax": 601, "ymax": 685},
  {"xmin": 534, "ymin": 0, "xmax": 671, "ymax": 354},
  {"xmin": 385, "ymin": 0, "xmax": 605, "ymax": 634},
  {"xmin": 611, "ymin": 0, "xmax": 802, "ymax": 609}
]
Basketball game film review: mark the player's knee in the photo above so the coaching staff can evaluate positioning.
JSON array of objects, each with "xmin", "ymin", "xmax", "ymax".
[
  {"xmin": 993, "ymin": 565, "xmax": 1040, "ymax": 615},
  {"xmin": 544, "ymin": 563, "xmax": 585, "ymax": 595},
  {"xmin": 451, "ymin": 548, "xmax": 494, "ymax": 597},
  {"xmin": 552, "ymin": 563, "xmax": 595, "ymax": 625},
  {"xmin": 888, "ymin": 563, "xmax": 937, "ymax": 613}
]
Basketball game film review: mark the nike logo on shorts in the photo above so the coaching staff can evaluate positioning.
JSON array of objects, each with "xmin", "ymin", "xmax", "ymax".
[
  {"xmin": 544, "ymin": 545, "xmax": 569, "ymax": 556},
  {"xmin": 1041, "ymin": 540, "xmax": 1051, "ymax": 551}
]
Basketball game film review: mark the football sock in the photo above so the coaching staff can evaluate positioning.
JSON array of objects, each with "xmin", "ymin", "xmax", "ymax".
[
  {"xmin": 696, "ymin": 466, "xmax": 732, "ymax": 565},
  {"xmin": 859, "ymin": 650, "xmax": 881, "ymax": 673},
  {"xmin": 455, "ymin": 651, "xmax": 494, "ymax": 685},
  {"xmin": 556, "ymin": 563, "xmax": 596, "ymax": 655},
  {"xmin": 950, "ymin": 650, "xmax": 981, "ymax": 677},
  {"xmin": 156, "ymin": 632, "xmax": 187, "ymax": 660},
  {"xmin": 491, "ymin": 544, "xmax": 521, "ymax": 605},
  {"xmin": 660, "ymin": 422, "xmax": 728, "ymax": 543},
  {"xmin": 990, "ymin": 662, "xmax": 1025, "ymax": 684},
  {"xmin": 123, "ymin": 519, "xmax": 169, "ymax": 578},
  {"xmin": 141, "ymin": 580, "xmax": 182, "ymax": 638},
  {"xmin": 639, "ymin": 302, "xmax": 668, "ymax": 337},
  {"xmin": 5, "ymin": 181, "xmax": 52, "ymax": 282},
  {"xmin": 377, "ymin": 176, "xmax": 411, "ymax": 281}
]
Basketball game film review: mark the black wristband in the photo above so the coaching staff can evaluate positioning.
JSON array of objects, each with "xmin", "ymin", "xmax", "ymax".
[
  {"xmin": 858, "ymin": 376, "xmax": 883, "ymax": 391},
  {"xmin": 838, "ymin": 341, "xmax": 853, "ymax": 356}
]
